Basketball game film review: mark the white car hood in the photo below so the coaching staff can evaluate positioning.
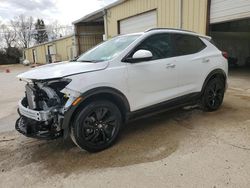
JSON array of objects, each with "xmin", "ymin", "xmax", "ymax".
[{"xmin": 17, "ymin": 61, "xmax": 109, "ymax": 80}]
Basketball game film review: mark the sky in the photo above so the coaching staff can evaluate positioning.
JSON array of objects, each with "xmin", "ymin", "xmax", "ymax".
[{"xmin": 0, "ymin": 0, "xmax": 117, "ymax": 25}]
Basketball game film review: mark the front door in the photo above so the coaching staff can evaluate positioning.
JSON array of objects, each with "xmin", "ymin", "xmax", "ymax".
[{"xmin": 126, "ymin": 33, "xmax": 179, "ymax": 111}]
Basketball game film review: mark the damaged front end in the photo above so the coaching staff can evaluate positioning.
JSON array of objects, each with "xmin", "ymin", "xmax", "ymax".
[{"xmin": 16, "ymin": 78, "xmax": 75, "ymax": 139}]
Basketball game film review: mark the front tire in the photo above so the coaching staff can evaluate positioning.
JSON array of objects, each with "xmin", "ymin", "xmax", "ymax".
[
  {"xmin": 201, "ymin": 78, "xmax": 225, "ymax": 111},
  {"xmin": 71, "ymin": 100, "xmax": 122, "ymax": 152}
]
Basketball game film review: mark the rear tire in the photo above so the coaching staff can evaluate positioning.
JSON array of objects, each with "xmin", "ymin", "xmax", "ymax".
[
  {"xmin": 70, "ymin": 100, "xmax": 122, "ymax": 152},
  {"xmin": 201, "ymin": 78, "xmax": 225, "ymax": 112}
]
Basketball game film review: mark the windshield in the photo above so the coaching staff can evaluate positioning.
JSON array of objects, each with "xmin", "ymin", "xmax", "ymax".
[{"xmin": 77, "ymin": 34, "xmax": 141, "ymax": 62}]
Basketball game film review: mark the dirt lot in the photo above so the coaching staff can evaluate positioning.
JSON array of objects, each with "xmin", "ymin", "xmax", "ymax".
[{"xmin": 0, "ymin": 64, "xmax": 250, "ymax": 188}]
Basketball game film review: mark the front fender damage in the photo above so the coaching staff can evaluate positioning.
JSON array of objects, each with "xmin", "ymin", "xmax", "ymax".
[{"xmin": 16, "ymin": 78, "xmax": 81, "ymax": 140}]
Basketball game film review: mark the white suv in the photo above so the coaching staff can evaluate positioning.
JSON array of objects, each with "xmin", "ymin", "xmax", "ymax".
[{"xmin": 16, "ymin": 28, "xmax": 228, "ymax": 152}]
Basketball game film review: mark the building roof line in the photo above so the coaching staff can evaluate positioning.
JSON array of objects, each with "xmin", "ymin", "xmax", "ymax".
[
  {"xmin": 24, "ymin": 34, "xmax": 74, "ymax": 50},
  {"xmin": 72, "ymin": 0, "xmax": 126, "ymax": 24}
]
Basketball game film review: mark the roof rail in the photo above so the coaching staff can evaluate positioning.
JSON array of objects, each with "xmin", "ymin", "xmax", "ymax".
[{"xmin": 145, "ymin": 28, "xmax": 197, "ymax": 33}]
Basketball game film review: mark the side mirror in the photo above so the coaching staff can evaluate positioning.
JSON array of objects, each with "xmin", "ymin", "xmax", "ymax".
[{"xmin": 125, "ymin": 50, "xmax": 153, "ymax": 63}]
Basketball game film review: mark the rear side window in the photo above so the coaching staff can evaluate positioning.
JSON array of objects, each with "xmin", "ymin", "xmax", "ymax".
[
  {"xmin": 172, "ymin": 34, "xmax": 206, "ymax": 56},
  {"xmin": 132, "ymin": 33, "xmax": 172, "ymax": 60}
]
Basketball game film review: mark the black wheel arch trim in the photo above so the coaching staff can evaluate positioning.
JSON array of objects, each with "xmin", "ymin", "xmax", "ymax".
[
  {"xmin": 201, "ymin": 69, "xmax": 227, "ymax": 94},
  {"xmin": 62, "ymin": 87, "xmax": 130, "ymax": 138}
]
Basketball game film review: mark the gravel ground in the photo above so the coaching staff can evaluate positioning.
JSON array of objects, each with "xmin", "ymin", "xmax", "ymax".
[{"xmin": 0, "ymin": 64, "xmax": 250, "ymax": 188}]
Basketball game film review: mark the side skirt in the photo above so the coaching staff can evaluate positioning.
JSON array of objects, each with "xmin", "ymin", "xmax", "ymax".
[{"xmin": 126, "ymin": 92, "xmax": 201, "ymax": 122}]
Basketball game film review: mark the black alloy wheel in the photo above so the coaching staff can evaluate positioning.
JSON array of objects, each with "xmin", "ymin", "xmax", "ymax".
[
  {"xmin": 71, "ymin": 100, "xmax": 122, "ymax": 152},
  {"xmin": 202, "ymin": 78, "xmax": 225, "ymax": 111}
]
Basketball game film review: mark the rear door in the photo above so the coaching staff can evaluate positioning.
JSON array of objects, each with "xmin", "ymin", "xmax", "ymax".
[{"xmin": 171, "ymin": 34, "xmax": 212, "ymax": 94}]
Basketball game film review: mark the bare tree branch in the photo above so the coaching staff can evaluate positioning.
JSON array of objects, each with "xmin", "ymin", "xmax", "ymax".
[
  {"xmin": 46, "ymin": 20, "xmax": 73, "ymax": 40},
  {"xmin": 0, "ymin": 23, "xmax": 16, "ymax": 48},
  {"xmin": 11, "ymin": 15, "xmax": 34, "ymax": 48}
]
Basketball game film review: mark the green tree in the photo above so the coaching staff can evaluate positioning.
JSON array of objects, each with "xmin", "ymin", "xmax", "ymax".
[
  {"xmin": 33, "ymin": 19, "xmax": 48, "ymax": 44},
  {"xmin": 0, "ymin": 47, "xmax": 22, "ymax": 65}
]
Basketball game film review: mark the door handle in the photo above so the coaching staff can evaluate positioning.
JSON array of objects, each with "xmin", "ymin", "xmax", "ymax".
[
  {"xmin": 202, "ymin": 58, "xmax": 210, "ymax": 63},
  {"xmin": 166, "ymin": 63, "xmax": 176, "ymax": 69}
]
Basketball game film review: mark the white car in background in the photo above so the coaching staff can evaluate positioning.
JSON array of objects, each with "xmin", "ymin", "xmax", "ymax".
[{"xmin": 16, "ymin": 28, "xmax": 228, "ymax": 152}]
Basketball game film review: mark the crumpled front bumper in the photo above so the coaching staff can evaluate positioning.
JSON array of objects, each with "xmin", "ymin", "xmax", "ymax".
[
  {"xmin": 18, "ymin": 99, "xmax": 52, "ymax": 121},
  {"xmin": 16, "ymin": 98, "xmax": 62, "ymax": 139}
]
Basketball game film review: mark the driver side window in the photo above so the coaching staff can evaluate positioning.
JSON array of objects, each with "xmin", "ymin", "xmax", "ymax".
[{"xmin": 131, "ymin": 33, "xmax": 172, "ymax": 61}]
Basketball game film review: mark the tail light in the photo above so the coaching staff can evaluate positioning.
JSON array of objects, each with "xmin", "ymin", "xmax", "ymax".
[{"xmin": 222, "ymin": 51, "xmax": 228, "ymax": 59}]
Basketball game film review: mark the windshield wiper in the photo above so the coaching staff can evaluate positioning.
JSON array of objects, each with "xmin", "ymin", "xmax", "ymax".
[
  {"xmin": 77, "ymin": 60, "xmax": 105, "ymax": 63},
  {"xmin": 76, "ymin": 60, "xmax": 97, "ymax": 63}
]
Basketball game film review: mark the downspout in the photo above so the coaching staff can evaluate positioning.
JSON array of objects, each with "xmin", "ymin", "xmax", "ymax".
[
  {"xmin": 74, "ymin": 24, "xmax": 81, "ymax": 57},
  {"xmin": 103, "ymin": 9, "xmax": 108, "ymax": 40},
  {"xmin": 179, "ymin": 0, "xmax": 183, "ymax": 29},
  {"xmin": 44, "ymin": 45, "xmax": 47, "ymax": 64},
  {"xmin": 206, "ymin": 0, "xmax": 212, "ymax": 35}
]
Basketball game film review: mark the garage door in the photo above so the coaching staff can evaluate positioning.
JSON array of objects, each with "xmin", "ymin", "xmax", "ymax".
[
  {"xmin": 210, "ymin": 0, "xmax": 250, "ymax": 24},
  {"xmin": 119, "ymin": 11, "xmax": 157, "ymax": 34}
]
